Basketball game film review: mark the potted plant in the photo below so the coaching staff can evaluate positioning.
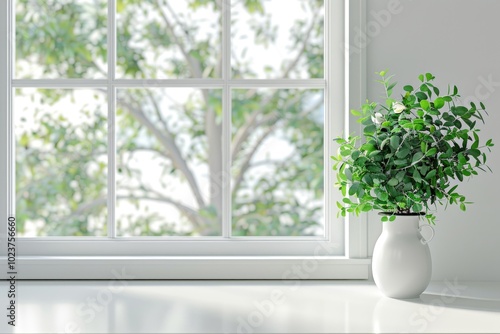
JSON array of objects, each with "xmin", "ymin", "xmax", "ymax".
[{"xmin": 332, "ymin": 71, "xmax": 494, "ymax": 298}]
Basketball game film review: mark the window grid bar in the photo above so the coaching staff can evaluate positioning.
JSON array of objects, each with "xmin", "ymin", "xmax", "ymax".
[
  {"xmin": 12, "ymin": 79, "xmax": 326, "ymax": 88},
  {"xmin": 107, "ymin": 0, "xmax": 116, "ymax": 238},
  {"xmin": 222, "ymin": 0, "xmax": 232, "ymax": 238},
  {"xmin": 324, "ymin": 0, "xmax": 331, "ymax": 242},
  {"xmin": 17, "ymin": 236, "xmax": 328, "ymax": 242}
]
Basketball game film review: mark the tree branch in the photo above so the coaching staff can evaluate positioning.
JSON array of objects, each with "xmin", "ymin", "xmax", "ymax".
[
  {"xmin": 155, "ymin": 0, "xmax": 203, "ymax": 78},
  {"xmin": 116, "ymin": 96, "xmax": 206, "ymax": 208},
  {"xmin": 232, "ymin": 124, "xmax": 277, "ymax": 195},
  {"xmin": 232, "ymin": 92, "xmax": 306, "ymax": 162},
  {"xmin": 154, "ymin": 1, "xmax": 223, "ymax": 218},
  {"xmin": 281, "ymin": 13, "xmax": 318, "ymax": 79},
  {"xmin": 154, "ymin": 1, "xmax": 225, "ymax": 221},
  {"xmin": 231, "ymin": 107, "xmax": 263, "ymax": 160},
  {"xmin": 231, "ymin": 95, "xmax": 322, "ymax": 196},
  {"xmin": 145, "ymin": 90, "xmax": 170, "ymax": 133}
]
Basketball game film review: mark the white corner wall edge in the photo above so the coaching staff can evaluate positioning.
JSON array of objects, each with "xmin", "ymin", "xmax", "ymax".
[
  {"xmin": 0, "ymin": 0, "xmax": 11, "ymax": 257},
  {"xmin": 0, "ymin": 257, "xmax": 370, "ymax": 279}
]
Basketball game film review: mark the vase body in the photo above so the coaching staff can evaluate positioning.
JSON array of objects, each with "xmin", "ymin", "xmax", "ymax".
[{"xmin": 372, "ymin": 215, "xmax": 432, "ymax": 299}]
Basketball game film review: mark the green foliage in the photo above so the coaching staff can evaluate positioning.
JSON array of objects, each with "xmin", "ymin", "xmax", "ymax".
[
  {"xmin": 332, "ymin": 71, "xmax": 494, "ymax": 224},
  {"xmin": 16, "ymin": 89, "xmax": 108, "ymax": 236},
  {"xmin": 16, "ymin": 0, "xmax": 107, "ymax": 78}
]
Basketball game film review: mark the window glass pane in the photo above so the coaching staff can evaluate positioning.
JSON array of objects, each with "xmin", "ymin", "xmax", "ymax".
[
  {"xmin": 15, "ymin": 0, "xmax": 108, "ymax": 79},
  {"xmin": 116, "ymin": 88, "xmax": 222, "ymax": 236},
  {"xmin": 15, "ymin": 89, "xmax": 108, "ymax": 236},
  {"xmin": 116, "ymin": 0, "xmax": 221, "ymax": 79},
  {"xmin": 231, "ymin": 89, "xmax": 324, "ymax": 236},
  {"xmin": 232, "ymin": 0, "xmax": 324, "ymax": 79}
]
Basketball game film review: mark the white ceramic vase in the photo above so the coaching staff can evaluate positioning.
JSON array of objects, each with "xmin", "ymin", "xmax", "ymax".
[{"xmin": 372, "ymin": 214, "xmax": 435, "ymax": 299}]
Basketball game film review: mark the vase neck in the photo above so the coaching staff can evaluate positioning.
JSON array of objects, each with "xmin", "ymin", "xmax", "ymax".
[{"xmin": 382, "ymin": 215, "xmax": 420, "ymax": 234}]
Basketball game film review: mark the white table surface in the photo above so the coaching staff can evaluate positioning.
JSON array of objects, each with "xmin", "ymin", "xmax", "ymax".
[{"xmin": 1, "ymin": 280, "xmax": 499, "ymax": 333}]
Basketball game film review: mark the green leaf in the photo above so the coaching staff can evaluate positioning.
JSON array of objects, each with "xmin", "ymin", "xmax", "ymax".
[
  {"xmin": 460, "ymin": 203, "xmax": 466, "ymax": 211},
  {"xmin": 413, "ymin": 168, "xmax": 422, "ymax": 182},
  {"xmin": 369, "ymin": 150, "xmax": 381, "ymax": 158},
  {"xmin": 358, "ymin": 204, "xmax": 370, "ymax": 212},
  {"xmin": 448, "ymin": 185, "xmax": 458, "ymax": 194},
  {"xmin": 473, "ymin": 131, "xmax": 479, "ymax": 143},
  {"xmin": 412, "ymin": 152, "xmax": 424, "ymax": 164},
  {"xmin": 418, "ymin": 74, "xmax": 424, "ymax": 82},
  {"xmin": 421, "ymin": 141, "xmax": 428, "ymax": 153},
  {"xmin": 357, "ymin": 184, "xmax": 365, "ymax": 198},
  {"xmin": 364, "ymin": 124, "xmax": 376, "ymax": 134},
  {"xmin": 425, "ymin": 148, "xmax": 437, "ymax": 156},
  {"xmin": 434, "ymin": 97, "xmax": 445, "ymax": 109},
  {"xmin": 348, "ymin": 182, "xmax": 360, "ymax": 196},
  {"xmin": 415, "ymin": 92, "xmax": 428, "ymax": 100},
  {"xmin": 387, "ymin": 82, "xmax": 398, "ymax": 91},
  {"xmin": 343, "ymin": 198, "xmax": 352, "ymax": 204},
  {"xmin": 377, "ymin": 191, "xmax": 389, "ymax": 202},
  {"xmin": 351, "ymin": 109, "xmax": 361, "ymax": 116},
  {"xmin": 387, "ymin": 178, "xmax": 399, "ymax": 186},
  {"xmin": 362, "ymin": 174, "xmax": 374, "ymax": 186},
  {"xmin": 395, "ymin": 171, "xmax": 406, "ymax": 181},
  {"xmin": 361, "ymin": 143, "xmax": 376, "ymax": 153},
  {"xmin": 402, "ymin": 122, "xmax": 415, "ymax": 129},
  {"xmin": 468, "ymin": 148, "xmax": 481, "ymax": 158},
  {"xmin": 354, "ymin": 156, "xmax": 368, "ymax": 166},
  {"xmin": 412, "ymin": 203, "xmax": 423, "ymax": 213},
  {"xmin": 420, "ymin": 100, "xmax": 430, "ymax": 111},
  {"xmin": 396, "ymin": 149, "xmax": 410, "ymax": 158},
  {"xmin": 425, "ymin": 170, "xmax": 437, "ymax": 180},
  {"xmin": 345, "ymin": 168, "xmax": 352, "ymax": 180},
  {"xmin": 340, "ymin": 148, "xmax": 351, "ymax": 157},
  {"xmin": 390, "ymin": 135, "xmax": 400, "ymax": 150},
  {"xmin": 420, "ymin": 84, "xmax": 430, "ymax": 93},
  {"xmin": 458, "ymin": 153, "xmax": 467, "ymax": 165},
  {"xmin": 403, "ymin": 85, "xmax": 414, "ymax": 92},
  {"xmin": 452, "ymin": 106, "xmax": 468, "ymax": 116}
]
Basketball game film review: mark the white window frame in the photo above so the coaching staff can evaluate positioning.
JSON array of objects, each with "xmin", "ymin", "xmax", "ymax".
[{"xmin": 0, "ymin": 0, "xmax": 370, "ymax": 279}]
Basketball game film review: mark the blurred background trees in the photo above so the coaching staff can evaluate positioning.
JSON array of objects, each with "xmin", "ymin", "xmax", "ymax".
[{"xmin": 15, "ymin": 0, "xmax": 325, "ymax": 237}]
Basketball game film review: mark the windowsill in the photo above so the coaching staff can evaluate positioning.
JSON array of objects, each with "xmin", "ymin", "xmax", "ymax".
[{"xmin": 1, "ymin": 256, "xmax": 371, "ymax": 279}]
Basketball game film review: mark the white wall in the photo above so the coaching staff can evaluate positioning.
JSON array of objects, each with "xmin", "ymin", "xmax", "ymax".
[{"xmin": 364, "ymin": 0, "xmax": 500, "ymax": 281}]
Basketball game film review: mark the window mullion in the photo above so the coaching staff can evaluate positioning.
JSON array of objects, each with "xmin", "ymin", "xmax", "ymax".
[
  {"xmin": 107, "ymin": 0, "xmax": 117, "ymax": 238},
  {"xmin": 222, "ymin": 0, "xmax": 232, "ymax": 238},
  {"xmin": 324, "ymin": 0, "xmax": 331, "ymax": 242}
]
